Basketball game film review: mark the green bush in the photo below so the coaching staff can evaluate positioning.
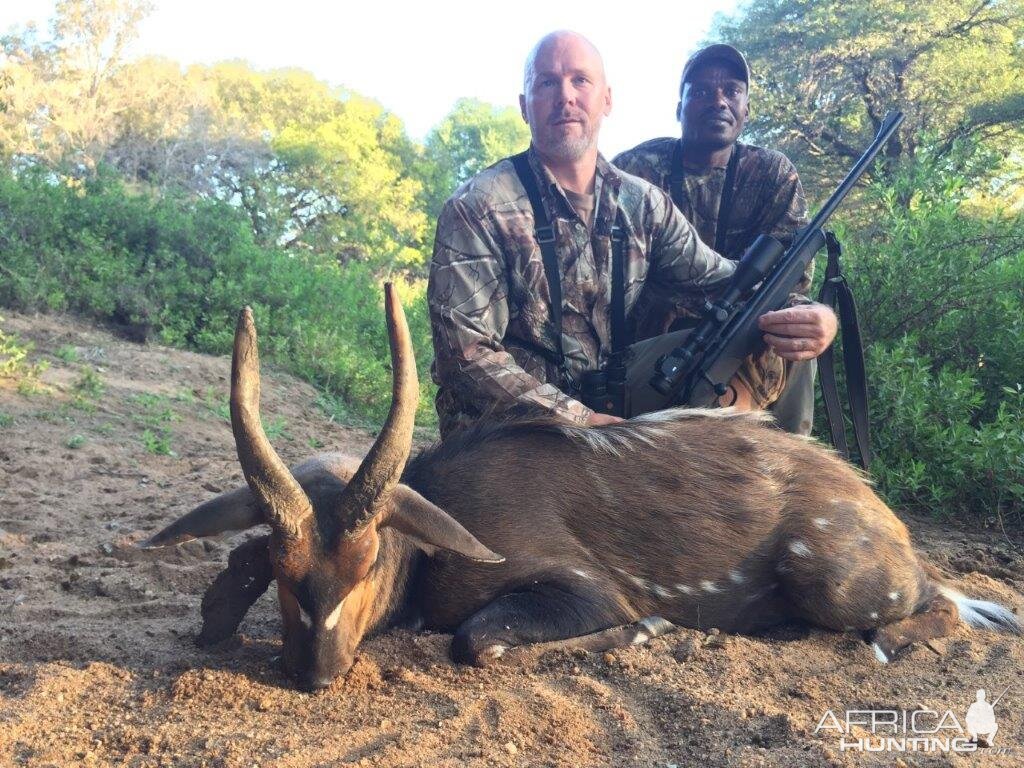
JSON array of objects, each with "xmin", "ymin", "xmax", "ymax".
[
  {"xmin": 866, "ymin": 339, "xmax": 1023, "ymax": 522},
  {"xmin": 0, "ymin": 167, "xmax": 438, "ymax": 426},
  {"xmin": 826, "ymin": 144, "xmax": 1024, "ymax": 523}
]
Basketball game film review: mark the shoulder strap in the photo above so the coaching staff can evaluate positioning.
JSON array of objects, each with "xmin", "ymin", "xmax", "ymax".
[
  {"xmin": 668, "ymin": 140, "xmax": 687, "ymax": 212},
  {"xmin": 817, "ymin": 231, "xmax": 872, "ymax": 469},
  {"xmin": 714, "ymin": 145, "xmax": 740, "ymax": 254},
  {"xmin": 609, "ymin": 210, "xmax": 631, "ymax": 354},
  {"xmin": 510, "ymin": 151, "xmax": 570, "ymax": 378},
  {"xmin": 669, "ymin": 141, "xmax": 740, "ymax": 254}
]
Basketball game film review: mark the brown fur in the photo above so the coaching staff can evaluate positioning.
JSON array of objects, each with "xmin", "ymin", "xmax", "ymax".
[{"xmin": 153, "ymin": 296, "xmax": 1019, "ymax": 690}]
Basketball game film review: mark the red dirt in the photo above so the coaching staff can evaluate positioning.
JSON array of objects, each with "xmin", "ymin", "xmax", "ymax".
[{"xmin": 1, "ymin": 312, "xmax": 1022, "ymax": 767}]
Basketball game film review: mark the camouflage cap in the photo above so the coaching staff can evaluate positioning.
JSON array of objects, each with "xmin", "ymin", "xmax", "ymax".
[{"xmin": 680, "ymin": 44, "xmax": 751, "ymax": 93}]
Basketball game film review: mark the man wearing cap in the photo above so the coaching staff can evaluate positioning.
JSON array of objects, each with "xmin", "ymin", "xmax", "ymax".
[
  {"xmin": 428, "ymin": 31, "xmax": 737, "ymax": 437},
  {"xmin": 614, "ymin": 44, "xmax": 837, "ymax": 433}
]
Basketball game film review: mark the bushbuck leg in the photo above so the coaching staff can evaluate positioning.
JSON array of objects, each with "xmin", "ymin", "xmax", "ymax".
[
  {"xmin": 507, "ymin": 616, "xmax": 678, "ymax": 659},
  {"xmin": 871, "ymin": 594, "xmax": 959, "ymax": 662},
  {"xmin": 769, "ymin": 493, "xmax": 940, "ymax": 640},
  {"xmin": 450, "ymin": 581, "xmax": 633, "ymax": 666},
  {"xmin": 197, "ymin": 536, "xmax": 273, "ymax": 647}
]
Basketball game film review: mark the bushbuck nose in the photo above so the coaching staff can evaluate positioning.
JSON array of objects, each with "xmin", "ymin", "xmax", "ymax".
[{"xmin": 299, "ymin": 672, "xmax": 334, "ymax": 692}]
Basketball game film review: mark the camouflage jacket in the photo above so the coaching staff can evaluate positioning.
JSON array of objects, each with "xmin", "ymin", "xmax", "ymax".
[
  {"xmin": 428, "ymin": 147, "xmax": 736, "ymax": 436},
  {"xmin": 612, "ymin": 139, "xmax": 811, "ymax": 406},
  {"xmin": 612, "ymin": 138, "xmax": 809, "ymax": 261}
]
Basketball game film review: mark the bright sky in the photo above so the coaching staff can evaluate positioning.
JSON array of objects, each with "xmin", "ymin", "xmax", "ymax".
[{"xmin": 2, "ymin": 0, "xmax": 743, "ymax": 156}]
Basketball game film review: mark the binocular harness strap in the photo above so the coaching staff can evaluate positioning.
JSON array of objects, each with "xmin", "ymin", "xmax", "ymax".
[{"xmin": 511, "ymin": 151, "xmax": 630, "ymax": 397}]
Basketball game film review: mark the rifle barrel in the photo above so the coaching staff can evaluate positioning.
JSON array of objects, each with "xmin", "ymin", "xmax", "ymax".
[{"xmin": 798, "ymin": 111, "xmax": 904, "ymax": 249}]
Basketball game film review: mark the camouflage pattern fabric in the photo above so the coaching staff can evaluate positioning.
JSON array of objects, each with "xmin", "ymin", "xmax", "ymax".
[
  {"xmin": 613, "ymin": 138, "xmax": 810, "ymax": 407},
  {"xmin": 428, "ymin": 147, "xmax": 736, "ymax": 437}
]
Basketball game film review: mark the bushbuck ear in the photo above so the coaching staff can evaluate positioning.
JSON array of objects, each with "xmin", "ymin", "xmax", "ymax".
[
  {"xmin": 385, "ymin": 485, "xmax": 504, "ymax": 563},
  {"xmin": 141, "ymin": 485, "xmax": 262, "ymax": 548}
]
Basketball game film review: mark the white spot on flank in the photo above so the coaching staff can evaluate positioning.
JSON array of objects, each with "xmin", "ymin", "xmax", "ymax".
[
  {"xmin": 700, "ymin": 580, "xmax": 720, "ymax": 593},
  {"xmin": 813, "ymin": 518, "xmax": 831, "ymax": 529},
  {"xmin": 729, "ymin": 570, "xmax": 745, "ymax": 584},
  {"xmin": 859, "ymin": 535, "xmax": 871, "ymax": 545},
  {"xmin": 615, "ymin": 567, "xmax": 653, "ymax": 592},
  {"xmin": 889, "ymin": 591, "xmax": 900, "ymax": 602},
  {"xmin": 652, "ymin": 584, "xmax": 673, "ymax": 599},
  {"xmin": 675, "ymin": 583, "xmax": 694, "ymax": 595},
  {"xmin": 571, "ymin": 569, "xmax": 591, "ymax": 580},
  {"xmin": 789, "ymin": 540, "xmax": 811, "ymax": 557},
  {"xmin": 872, "ymin": 643, "xmax": 890, "ymax": 664},
  {"xmin": 869, "ymin": 611, "xmax": 879, "ymax": 620},
  {"xmin": 631, "ymin": 631, "xmax": 650, "ymax": 644},
  {"xmin": 324, "ymin": 597, "xmax": 347, "ymax": 630}
]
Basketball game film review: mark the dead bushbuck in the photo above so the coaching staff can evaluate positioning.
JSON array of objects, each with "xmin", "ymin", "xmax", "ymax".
[{"xmin": 145, "ymin": 285, "xmax": 1020, "ymax": 690}]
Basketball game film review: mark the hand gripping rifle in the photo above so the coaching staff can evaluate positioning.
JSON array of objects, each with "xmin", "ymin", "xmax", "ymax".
[{"xmin": 643, "ymin": 112, "xmax": 904, "ymax": 455}]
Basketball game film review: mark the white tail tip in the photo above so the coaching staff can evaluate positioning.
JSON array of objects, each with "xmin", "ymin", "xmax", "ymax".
[{"xmin": 939, "ymin": 585, "xmax": 1022, "ymax": 634}]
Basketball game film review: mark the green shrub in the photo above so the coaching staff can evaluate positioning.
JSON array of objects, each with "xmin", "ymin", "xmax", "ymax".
[
  {"xmin": 866, "ymin": 340, "xmax": 1023, "ymax": 522},
  {"xmin": 0, "ymin": 167, "xmax": 438, "ymax": 426},
  {"xmin": 0, "ymin": 318, "xmax": 49, "ymax": 393},
  {"xmin": 825, "ymin": 144, "xmax": 1024, "ymax": 523}
]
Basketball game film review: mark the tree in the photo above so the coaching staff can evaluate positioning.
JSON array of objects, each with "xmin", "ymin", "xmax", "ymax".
[
  {"xmin": 272, "ymin": 95, "xmax": 428, "ymax": 267},
  {"xmin": 418, "ymin": 98, "xmax": 530, "ymax": 221},
  {"xmin": 710, "ymin": 0, "xmax": 1024, "ymax": 191},
  {"xmin": 0, "ymin": 0, "xmax": 153, "ymax": 170}
]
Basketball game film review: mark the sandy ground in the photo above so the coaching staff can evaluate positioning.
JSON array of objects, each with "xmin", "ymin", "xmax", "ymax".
[{"xmin": 1, "ymin": 311, "xmax": 1023, "ymax": 768}]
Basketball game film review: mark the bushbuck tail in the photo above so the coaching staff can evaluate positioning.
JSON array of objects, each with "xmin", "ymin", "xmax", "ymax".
[{"xmin": 144, "ymin": 285, "xmax": 1020, "ymax": 691}]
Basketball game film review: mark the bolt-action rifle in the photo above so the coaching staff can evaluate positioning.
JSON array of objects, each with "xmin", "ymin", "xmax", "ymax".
[{"xmin": 623, "ymin": 112, "xmax": 904, "ymax": 434}]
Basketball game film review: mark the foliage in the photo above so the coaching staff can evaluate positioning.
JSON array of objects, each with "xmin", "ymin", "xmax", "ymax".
[
  {"xmin": 867, "ymin": 342, "xmax": 1023, "ymax": 523},
  {"xmin": 0, "ymin": 0, "xmax": 154, "ymax": 170},
  {"xmin": 72, "ymin": 366, "xmax": 106, "ymax": 399},
  {"xmin": 826, "ymin": 150, "xmax": 1024, "ymax": 521},
  {"xmin": 0, "ymin": 319, "xmax": 50, "ymax": 393},
  {"xmin": 0, "ymin": 167, "xmax": 439, "ymax": 425},
  {"xmin": 418, "ymin": 98, "xmax": 530, "ymax": 222},
  {"xmin": 55, "ymin": 344, "xmax": 79, "ymax": 362},
  {"xmin": 710, "ymin": 0, "xmax": 1024, "ymax": 190}
]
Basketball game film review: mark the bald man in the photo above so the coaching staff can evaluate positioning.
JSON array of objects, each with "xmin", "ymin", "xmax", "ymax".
[{"xmin": 427, "ymin": 31, "xmax": 736, "ymax": 436}]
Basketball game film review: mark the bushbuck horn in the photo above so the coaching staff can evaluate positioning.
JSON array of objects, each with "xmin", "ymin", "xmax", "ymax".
[
  {"xmin": 231, "ymin": 306, "xmax": 312, "ymax": 539},
  {"xmin": 337, "ymin": 283, "xmax": 418, "ymax": 536}
]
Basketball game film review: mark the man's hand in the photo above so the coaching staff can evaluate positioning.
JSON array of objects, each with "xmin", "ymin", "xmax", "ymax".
[
  {"xmin": 757, "ymin": 303, "xmax": 838, "ymax": 361},
  {"xmin": 586, "ymin": 412, "xmax": 625, "ymax": 426}
]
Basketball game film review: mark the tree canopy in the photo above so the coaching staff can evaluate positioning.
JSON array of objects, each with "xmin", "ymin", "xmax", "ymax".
[{"xmin": 710, "ymin": 0, "xmax": 1024, "ymax": 190}]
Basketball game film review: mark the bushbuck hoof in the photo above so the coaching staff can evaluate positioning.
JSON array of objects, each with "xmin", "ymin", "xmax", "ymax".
[{"xmin": 869, "ymin": 593, "xmax": 960, "ymax": 663}]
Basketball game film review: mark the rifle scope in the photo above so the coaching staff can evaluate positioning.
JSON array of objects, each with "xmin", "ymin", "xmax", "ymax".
[{"xmin": 649, "ymin": 110, "xmax": 905, "ymax": 400}]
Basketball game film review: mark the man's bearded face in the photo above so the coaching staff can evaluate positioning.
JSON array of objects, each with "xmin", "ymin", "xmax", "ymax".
[{"xmin": 521, "ymin": 36, "xmax": 611, "ymax": 163}]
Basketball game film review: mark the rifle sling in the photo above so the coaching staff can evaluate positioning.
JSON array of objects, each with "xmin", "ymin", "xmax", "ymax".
[
  {"xmin": 510, "ymin": 151, "xmax": 630, "ymax": 391},
  {"xmin": 670, "ymin": 140, "xmax": 740, "ymax": 254},
  {"xmin": 817, "ymin": 232, "xmax": 872, "ymax": 469}
]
